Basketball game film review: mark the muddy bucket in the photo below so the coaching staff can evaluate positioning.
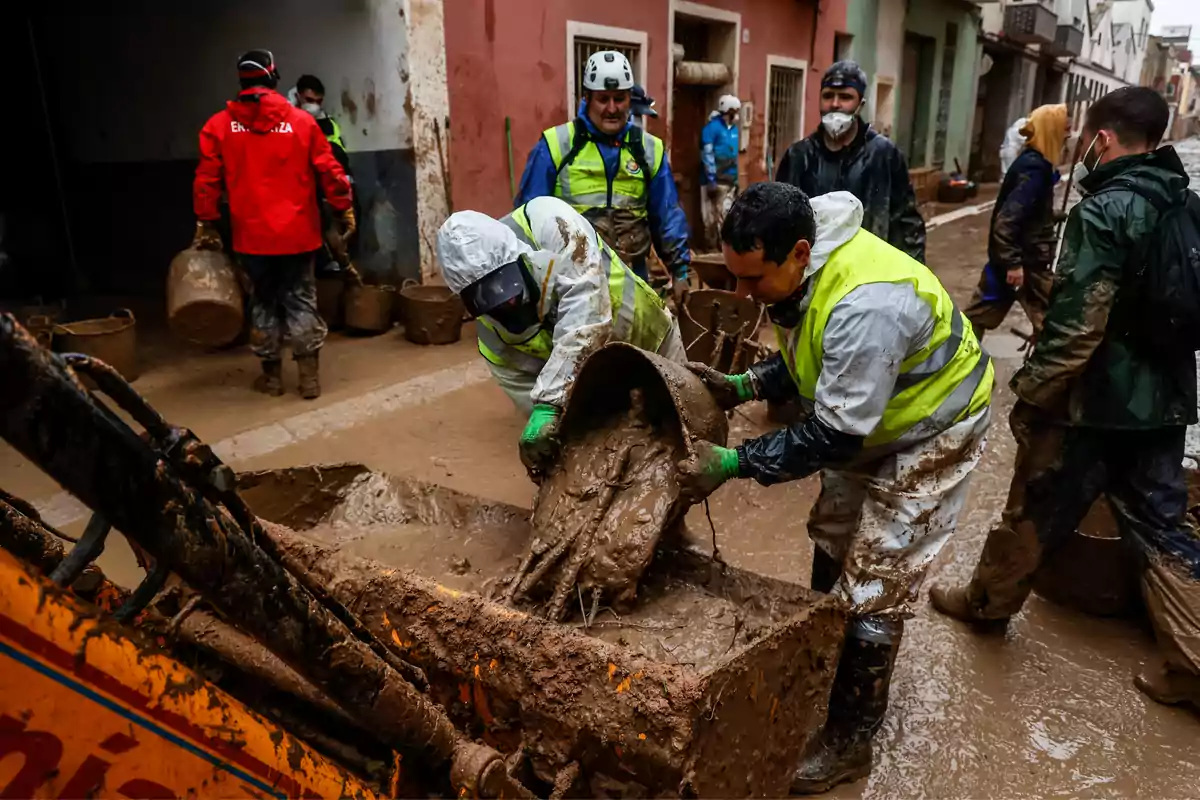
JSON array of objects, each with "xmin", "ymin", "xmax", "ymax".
[
  {"xmin": 680, "ymin": 289, "xmax": 765, "ymax": 374},
  {"xmin": 343, "ymin": 284, "xmax": 395, "ymax": 334},
  {"xmin": 397, "ymin": 283, "xmax": 464, "ymax": 345},
  {"xmin": 1033, "ymin": 497, "xmax": 1140, "ymax": 617},
  {"xmin": 166, "ymin": 248, "xmax": 245, "ymax": 347},
  {"xmin": 691, "ymin": 253, "xmax": 736, "ymax": 290},
  {"xmin": 316, "ymin": 277, "xmax": 345, "ymax": 330},
  {"xmin": 240, "ymin": 463, "xmax": 846, "ymax": 797},
  {"xmin": 53, "ymin": 309, "xmax": 139, "ymax": 383}
]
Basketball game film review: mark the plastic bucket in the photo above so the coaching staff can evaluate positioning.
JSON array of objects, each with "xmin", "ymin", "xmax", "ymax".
[
  {"xmin": 344, "ymin": 285, "xmax": 395, "ymax": 334},
  {"xmin": 166, "ymin": 248, "xmax": 244, "ymax": 347},
  {"xmin": 54, "ymin": 309, "xmax": 139, "ymax": 383}
]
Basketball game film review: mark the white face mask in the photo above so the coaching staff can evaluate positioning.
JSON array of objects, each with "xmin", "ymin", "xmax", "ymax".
[
  {"xmin": 301, "ymin": 102, "xmax": 323, "ymax": 118},
  {"xmin": 1071, "ymin": 132, "xmax": 1102, "ymax": 186},
  {"xmin": 821, "ymin": 111, "xmax": 856, "ymax": 139}
]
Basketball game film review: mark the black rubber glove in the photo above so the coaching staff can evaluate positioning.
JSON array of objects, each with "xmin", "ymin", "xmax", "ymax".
[
  {"xmin": 748, "ymin": 352, "xmax": 801, "ymax": 404},
  {"xmin": 736, "ymin": 414, "xmax": 864, "ymax": 486}
]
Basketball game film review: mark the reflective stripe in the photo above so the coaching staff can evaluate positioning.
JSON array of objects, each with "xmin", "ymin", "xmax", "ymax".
[
  {"xmin": 643, "ymin": 133, "xmax": 660, "ymax": 172},
  {"xmin": 892, "ymin": 310, "xmax": 965, "ymax": 392},
  {"xmin": 499, "ymin": 213, "xmax": 535, "ymax": 247},
  {"xmin": 890, "ymin": 354, "xmax": 992, "ymax": 449},
  {"xmin": 477, "ymin": 323, "xmax": 548, "ymax": 375},
  {"xmin": 550, "ymin": 124, "xmax": 575, "ymax": 198}
]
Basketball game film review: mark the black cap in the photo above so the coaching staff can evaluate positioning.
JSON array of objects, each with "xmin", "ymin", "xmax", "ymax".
[
  {"xmin": 821, "ymin": 60, "xmax": 867, "ymax": 97},
  {"xmin": 631, "ymin": 84, "xmax": 658, "ymax": 118},
  {"xmin": 238, "ymin": 49, "xmax": 280, "ymax": 89}
]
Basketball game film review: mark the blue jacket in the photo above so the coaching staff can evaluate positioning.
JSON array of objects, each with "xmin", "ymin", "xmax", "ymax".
[
  {"xmin": 516, "ymin": 104, "xmax": 691, "ymax": 278},
  {"xmin": 701, "ymin": 115, "xmax": 739, "ymax": 185}
]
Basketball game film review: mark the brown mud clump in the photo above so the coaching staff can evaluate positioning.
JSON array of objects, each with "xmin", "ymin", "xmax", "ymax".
[{"xmin": 500, "ymin": 344, "xmax": 729, "ymax": 622}]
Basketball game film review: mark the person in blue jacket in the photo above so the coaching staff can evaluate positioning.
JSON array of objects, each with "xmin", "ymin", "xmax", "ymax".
[
  {"xmin": 516, "ymin": 51, "xmax": 691, "ymax": 304},
  {"xmin": 700, "ymin": 94, "xmax": 741, "ymax": 250}
]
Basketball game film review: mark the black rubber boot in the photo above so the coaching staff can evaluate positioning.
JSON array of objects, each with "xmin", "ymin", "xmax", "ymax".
[
  {"xmin": 791, "ymin": 618, "xmax": 902, "ymax": 795},
  {"xmin": 810, "ymin": 545, "xmax": 842, "ymax": 594},
  {"xmin": 252, "ymin": 359, "xmax": 284, "ymax": 396},
  {"xmin": 296, "ymin": 353, "xmax": 321, "ymax": 400}
]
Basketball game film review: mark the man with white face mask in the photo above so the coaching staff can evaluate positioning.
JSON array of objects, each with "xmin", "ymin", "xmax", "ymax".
[
  {"xmin": 775, "ymin": 60, "xmax": 926, "ymax": 263},
  {"xmin": 436, "ymin": 196, "xmax": 686, "ymax": 477}
]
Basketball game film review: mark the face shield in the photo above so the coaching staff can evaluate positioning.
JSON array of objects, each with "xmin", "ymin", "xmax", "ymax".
[{"xmin": 459, "ymin": 257, "xmax": 541, "ymax": 334}]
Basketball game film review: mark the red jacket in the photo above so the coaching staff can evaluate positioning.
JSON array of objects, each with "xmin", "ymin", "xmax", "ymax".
[{"xmin": 193, "ymin": 88, "xmax": 352, "ymax": 256}]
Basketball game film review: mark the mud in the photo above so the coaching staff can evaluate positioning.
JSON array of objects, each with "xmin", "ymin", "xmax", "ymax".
[
  {"xmin": 678, "ymin": 289, "xmax": 766, "ymax": 374},
  {"xmin": 398, "ymin": 285, "xmax": 465, "ymax": 346},
  {"xmin": 244, "ymin": 464, "xmax": 847, "ymax": 796}
]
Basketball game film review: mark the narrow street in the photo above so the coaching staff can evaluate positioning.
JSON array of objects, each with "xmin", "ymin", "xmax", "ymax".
[{"xmin": 3, "ymin": 141, "xmax": 1200, "ymax": 796}]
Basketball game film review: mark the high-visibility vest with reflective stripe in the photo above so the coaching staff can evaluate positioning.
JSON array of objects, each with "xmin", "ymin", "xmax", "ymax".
[
  {"xmin": 542, "ymin": 122, "xmax": 664, "ymax": 218},
  {"xmin": 325, "ymin": 117, "xmax": 345, "ymax": 151},
  {"xmin": 475, "ymin": 204, "xmax": 674, "ymax": 375},
  {"xmin": 777, "ymin": 229, "xmax": 993, "ymax": 448}
]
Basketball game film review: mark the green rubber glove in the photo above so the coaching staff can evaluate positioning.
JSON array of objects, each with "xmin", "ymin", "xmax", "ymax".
[
  {"xmin": 676, "ymin": 440, "xmax": 741, "ymax": 504},
  {"xmin": 519, "ymin": 403, "xmax": 562, "ymax": 476},
  {"xmin": 686, "ymin": 362, "xmax": 756, "ymax": 410}
]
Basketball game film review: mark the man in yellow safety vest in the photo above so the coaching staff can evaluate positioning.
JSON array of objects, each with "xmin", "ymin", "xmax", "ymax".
[
  {"xmin": 676, "ymin": 182, "xmax": 993, "ymax": 794},
  {"xmin": 436, "ymin": 196, "xmax": 685, "ymax": 476},
  {"xmin": 516, "ymin": 51, "xmax": 692, "ymax": 304}
]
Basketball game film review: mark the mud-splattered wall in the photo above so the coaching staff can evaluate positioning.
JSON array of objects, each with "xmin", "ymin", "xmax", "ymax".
[{"xmin": 37, "ymin": 0, "xmax": 422, "ymax": 294}]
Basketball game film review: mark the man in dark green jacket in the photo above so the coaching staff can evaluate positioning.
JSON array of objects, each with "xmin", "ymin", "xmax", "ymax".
[{"xmin": 930, "ymin": 87, "xmax": 1200, "ymax": 714}]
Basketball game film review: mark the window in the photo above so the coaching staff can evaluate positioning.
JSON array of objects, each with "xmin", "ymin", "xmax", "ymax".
[
  {"xmin": 933, "ymin": 22, "xmax": 959, "ymax": 169},
  {"xmin": 566, "ymin": 23, "xmax": 647, "ymax": 115},
  {"xmin": 766, "ymin": 62, "xmax": 806, "ymax": 176},
  {"xmin": 834, "ymin": 33, "xmax": 854, "ymax": 62}
]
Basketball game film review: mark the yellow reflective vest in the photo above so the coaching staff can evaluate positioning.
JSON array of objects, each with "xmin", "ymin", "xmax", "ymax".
[
  {"xmin": 778, "ymin": 229, "xmax": 993, "ymax": 448},
  {"xmin": 475, "ymin": 203, "xmax": 673, "ymax": 375},
  {"xmin": 541, "ymin": 121, "xmax": 665, "ymax": 218}
]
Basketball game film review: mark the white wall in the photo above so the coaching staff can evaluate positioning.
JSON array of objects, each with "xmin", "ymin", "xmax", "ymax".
[
  {"xmin": 1111, "ymin": 0, "xmax": 1152, "ymax": 83},
  {"xmin": 49, "ymin": 0, "xmax": 410, "ymax": 164}
]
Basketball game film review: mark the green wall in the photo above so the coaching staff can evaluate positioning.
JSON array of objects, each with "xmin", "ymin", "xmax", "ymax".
[
  {"xmin": 902, "ymin": 0, "xmax": 980, "ymax": 171},
  {"xmin": 845, "ymin": 0, "xmax": 880, "ymax": 84}
]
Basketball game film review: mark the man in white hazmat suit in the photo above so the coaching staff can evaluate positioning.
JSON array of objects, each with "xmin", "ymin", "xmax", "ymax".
[
  {"xmin": 436, "ymin": 196, "xmax": 685, "ymax": 474},
  {"xmin": 675, "ymin": 183, "xmax": 993, "ymax": 793}
]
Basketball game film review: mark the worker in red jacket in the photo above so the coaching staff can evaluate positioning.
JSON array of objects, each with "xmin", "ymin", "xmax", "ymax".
[{"xmin": 192, "ymin": 49, "xmax": 354, "ymax": 400}]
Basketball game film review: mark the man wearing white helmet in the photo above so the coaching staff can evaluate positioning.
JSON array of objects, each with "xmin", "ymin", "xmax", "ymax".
[
  {"xmin": 516, "ymin": 51, "xmax": 692, "ymax": 304},
  {"xmin": 436, "ymin": 196, "xmax": 685, "ymax": 476},
  {"xmin": 700, "ymin": 94, "xmax": 742, "ymax": 250}
]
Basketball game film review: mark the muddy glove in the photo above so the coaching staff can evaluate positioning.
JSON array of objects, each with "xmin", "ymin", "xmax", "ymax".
[
  {"xmin": 686, "ymin": 362, "xmax": 756, "ymax": 410},
  {"xmin": 671, "ymin": 276, "xmax": 690, "ymax": 308},
  {"xmin": 705, "ymin": 183, "xmax": 720, "ymax": 198},
  {"xmin": 339, "ymin": 207, "xmax": 357, "ymax": 240},
  {"xmin": 676, "ymin": 440, "xmax": 740, "ymax": 504},
  {"xmin": 191, "ymin": 220, "xmax": 223, "ymax": 252},
  {"xmin": 519, "ymin": 403, "xmax": 562, "ymax": 477}
]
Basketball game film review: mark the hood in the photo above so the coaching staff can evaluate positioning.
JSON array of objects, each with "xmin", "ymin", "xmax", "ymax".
[
  {"xmin": 806, "ymin": 191, "xmax": 864, "ymax": 279},
  {"xmin": 436, "ymin": 211, "xmax": 534, "ymax": 293},
  {"xmin": 1020, "ymin": 104, "xmax": 1066, "ymax": 164},
  {"xmin": 227, "ymin": 88, "xmax": 292, "ymax": 132},
  {"xmin": 1079, "ymin": 146, "xmax": 1192, "ymax": 204}
]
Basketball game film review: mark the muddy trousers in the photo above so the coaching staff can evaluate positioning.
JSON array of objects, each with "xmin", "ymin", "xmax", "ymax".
[
  {"xmin": 238, "ymin": 251, "xmax": 328, "ymax": 361},
  {"xmin": 701, "ymin": 184, "xmax": 737, "ymax": 252},
  {"xmin": 808, "ymin": 408, "xmax": 991, "ymax": 619},
  {"xmin": 962, "ymin": 263, "xmax": 1053, "ymax": 340},
  {"xmin": 488, "ymin": 321, "xmax": 688, "ymax": 416},
  {"xmin": 965, "ymin": 402, "xmax": 1200, "ymax": 678}
]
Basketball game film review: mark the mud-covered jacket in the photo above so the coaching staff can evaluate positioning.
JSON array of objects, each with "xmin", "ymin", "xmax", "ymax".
[
  {"xmin": 1011, "ymin": 147, "xmax": 1197, "ymax": 428},
  {"xmin": 988, "ymin": 146, "xmax": 1058, "ymax": 273},
  {"xmin": 775, "ymin": 122, "xmax": 926, "ymax": 263}
]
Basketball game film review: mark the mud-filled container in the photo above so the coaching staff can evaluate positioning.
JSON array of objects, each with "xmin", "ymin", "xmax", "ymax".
[
  {"xmin": 166, "ymin": 248, "xmax": 245, "ymax": 347},
  {"xmin": 240, "ymin": 463, "xmax": 846, "ymax": 798},
  {"xmin": 397, "ymin": 283, "xmax": 464, "ymax": 345},
  {"xmin": 316, "ymin": 277, "xmax": 345, "ymax": 330},
  {"xmin": 691, "ymin": 253, "xmax": 735, "ymax": 291},
  {"xmin": 1033, "ymin": 497, "xmax": 1140, "ymax": 617},
  {"xmin": 53, "ymin": 309, "xmax": 139, "ymax": 382},
  {"xmin": 343, "ymin": 284, "xmax": 395, "ymax": 334},
  {"xmin": 679, "ymin": 289, "xmax": 764, "ymax": 374}
]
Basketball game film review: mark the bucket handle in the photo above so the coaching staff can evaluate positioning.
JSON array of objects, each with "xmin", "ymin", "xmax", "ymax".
[
  {"xmin": 112, "ymin": 308, "xmax": 136, "ymax": 324},
  {"xmin": 52, "ymin": 308, "xmax": 137, "ymax": 336},
  {"xmin": 400, "ymin": 278, "xmax": 420, "ymax": 290}
]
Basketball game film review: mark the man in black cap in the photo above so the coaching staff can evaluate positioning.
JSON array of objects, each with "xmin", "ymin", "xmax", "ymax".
[
  {"xmin": 630, "ymin": 84, "xmax": 657, "ymax": 128},
  {"xmin": 775, "ymin": 60, "xmax": 925, "ymax": 262}
]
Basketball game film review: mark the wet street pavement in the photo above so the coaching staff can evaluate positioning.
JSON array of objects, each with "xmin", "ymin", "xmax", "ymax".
[{"xmin": 3, "ymin": 139, "xmax": 1200, "ymax": 796}]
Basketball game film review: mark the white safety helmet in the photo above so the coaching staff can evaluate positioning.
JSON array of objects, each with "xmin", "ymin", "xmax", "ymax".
[
  {"xmin": 717, "ymin": 94, "xmax": 742, "ymax": 114},
  {"xmin": 583, "ymin": 51, "xmax": 634, "ymax": 92}
]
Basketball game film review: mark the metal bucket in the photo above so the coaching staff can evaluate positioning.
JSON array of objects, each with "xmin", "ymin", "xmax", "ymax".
[
  {"xmin": 397, "ymin": 283, "xmax": 464, "ymax": 345},
  {"xmin": 343, "ymin": 285, "xmax": 395, "ymax": 334},
  {"xmin": 166, "ymin": 248, "xmax": 244, "ymax": 347},
  {"xmin": 679, "ymin": 289, "xmax": 765, "ymax": 374},
  {"xmin": 53, "ymin": 309, "xmax": 139, "ymax": 383},
  {"xmin": 316, "ymin": 277, "xmax": 345, "ymax": 330}
]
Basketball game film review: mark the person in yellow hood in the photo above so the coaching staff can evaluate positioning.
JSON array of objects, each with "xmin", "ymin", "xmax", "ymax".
[{"xmin": 963, "ymin": 103, "xmax": 1068, "ymax": 341}]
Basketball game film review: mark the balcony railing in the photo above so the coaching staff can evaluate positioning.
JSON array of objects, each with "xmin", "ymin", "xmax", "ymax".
[{"xmin": 1045, "ymin": 22, "xmax": 1084, "ymax": 57}]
